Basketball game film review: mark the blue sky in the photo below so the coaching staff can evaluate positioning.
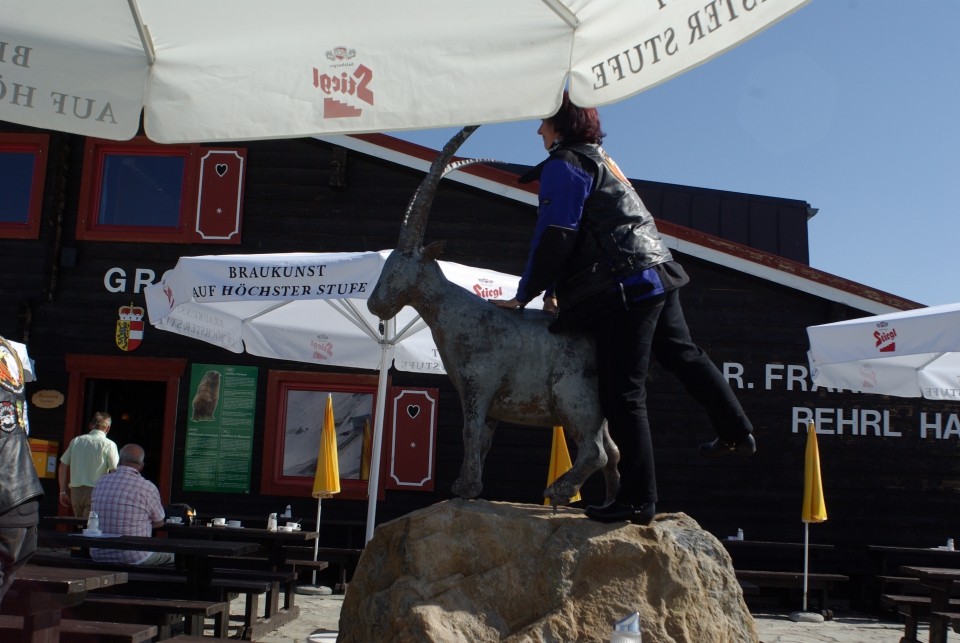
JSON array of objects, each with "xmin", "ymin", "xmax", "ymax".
[{"xmin": 396, "ymin": 1, "xmax": 959, "ymax": 307}]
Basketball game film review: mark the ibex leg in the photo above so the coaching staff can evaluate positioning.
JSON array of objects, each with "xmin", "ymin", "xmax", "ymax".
[
  {"xmin": 599, "ymin": 421, "xmax": 620, "ymax": 504},
  {"xmin": 452, "ymin": 407, "xmax": 497, "ymax": 500},
  {"xmin": 545, "ymin": 412, "xmax": 612, "ymax": 507}
]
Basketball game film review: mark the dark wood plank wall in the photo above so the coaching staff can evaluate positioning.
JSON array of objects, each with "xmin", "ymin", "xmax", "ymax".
[
  {"xmin": 2, "ymin": 127, "xmax": 958, "ymax": 592},
  {"xmin": 636, "ymin": 180, "xmax": 810, "ymax": 265}
]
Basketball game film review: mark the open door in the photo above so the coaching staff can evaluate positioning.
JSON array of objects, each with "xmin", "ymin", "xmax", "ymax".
[{"xmin": 63, "ymin": 355, "xmax": 186, "ymax": 503}]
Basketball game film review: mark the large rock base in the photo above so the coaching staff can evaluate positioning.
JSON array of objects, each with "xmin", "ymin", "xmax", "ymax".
[{"xmin": 338, "ymin": 500, "xmax": 757, "ymax": 642}]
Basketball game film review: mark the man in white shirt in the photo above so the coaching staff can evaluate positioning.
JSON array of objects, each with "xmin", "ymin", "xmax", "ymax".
[{"xmin": 58, "ymin": 412, "xmax": 119, "ymax": 518}]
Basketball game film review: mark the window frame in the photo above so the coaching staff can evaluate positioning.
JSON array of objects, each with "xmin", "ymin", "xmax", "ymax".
[
  {"xmin": 0, "ymin": 133, "xmax": 49, "ymax": 239},
  {"xmin": 261, "ymin": 370, "xmax": 388, "ymax": 501},
  {"xmin": 75, "ymin": 136, "xmax": 201, "ymax": 243}
]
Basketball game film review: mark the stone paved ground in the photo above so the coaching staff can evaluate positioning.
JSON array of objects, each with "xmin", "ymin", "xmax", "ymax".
[{"xmin": 241, "ymin": 592, "xmax": 921, "ymax": 642}]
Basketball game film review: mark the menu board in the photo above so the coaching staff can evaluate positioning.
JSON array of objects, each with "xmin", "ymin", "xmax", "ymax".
[{"xmin": 182, "ymin": 363, "xmax": 258, "ymax": 493}]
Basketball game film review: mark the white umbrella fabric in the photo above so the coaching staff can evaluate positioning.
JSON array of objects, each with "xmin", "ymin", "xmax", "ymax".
[
  {"xmin": 2, "ymin": 0, "xmax": 808, "ymax": 143},
  {"xmin": 144, "ymin": 250, "xmax": 540, "ymax": 541},
  {"xmin": 807, "ymin": 302, "xmax": 960, "ymax": 401}
]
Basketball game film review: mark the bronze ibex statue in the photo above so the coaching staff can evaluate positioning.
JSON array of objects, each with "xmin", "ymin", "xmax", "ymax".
[{"xmin": 368, "ymin": 126, "xmax": 619, "ymax": 507}]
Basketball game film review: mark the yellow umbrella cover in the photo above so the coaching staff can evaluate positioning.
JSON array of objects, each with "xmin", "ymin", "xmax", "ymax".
[
  {"xmin": 312, "ymin": 394, "xmax": 341, "ymax": 498},
  {"xmin": 801, "ymin": 421, "xmax": 827, "ymax": 523},
  {"xmin": 544, "ymin": 426, "xmax": 581, "ymax": 506},
  {"xmin": 360, "ymin": 419, "xmax": 372, "ymax": 481}
]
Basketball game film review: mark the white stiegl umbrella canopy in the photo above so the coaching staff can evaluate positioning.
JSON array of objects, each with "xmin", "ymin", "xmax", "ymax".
[
  {"xmin": 144, "ymin": 250, "xmax": 537, "ymax": 375},
  {"xmin": 807, "ymin": 302, "xmax": 960, "ymax": 401},
  {"xmin": 2, "ymin": 0, "xmax": 808, "ymax": 142}
]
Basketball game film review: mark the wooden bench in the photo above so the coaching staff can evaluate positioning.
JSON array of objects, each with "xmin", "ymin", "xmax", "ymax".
[
  {"xmin": 932, "ymin": 611, "xmax": 960, "ymax": 635},
  {"xmin": 0, "ymin": 614, "xmax": 158, "ymax": 643},
  {"xmin": 31, "ymin": 552, "xmax": 273, "ymax": 638},
  {"xmin": 29, "ymin": 552, "xmax": 181, "ymax": 574},
  {"xmin": 209, "ymin": 576, "xmax": 276, "ymax": 639},
  {"xmin": 213, "ymin": 568, "xmax": 298, "ymax": 611},
  {"xmin": 285, "ymin": 546, "xmax": 362, "ymax": 593},
  {"xmin": 70, "ymin": 593, "xmax": 230, "ymax": 638},
  {"xmin": 734, "ymin": 570, "xmax": 848, "ymax": 609},
  {"xmin": 287, "ymin": 558, "xmax": 330, "ymax": 587},
  {"xmin": 876, "ymin": 574, "xmax": 929, "ymax": 596},
  {"xmin": 738, "ymin": 579, "xmax": 760, "ymax": 596},
  {"xmin": 882, "ymin": 595, "xmax": 960, "ymax": 642}
]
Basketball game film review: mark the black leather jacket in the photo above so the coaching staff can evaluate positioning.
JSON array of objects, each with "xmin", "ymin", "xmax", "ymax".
[
  {"xmin": 545, "ymin": 144, "xmax": 673, "ymax": 307},
  {"xmin": 0, "ymin": 338, "xmax": 44, "ymax": 515}
]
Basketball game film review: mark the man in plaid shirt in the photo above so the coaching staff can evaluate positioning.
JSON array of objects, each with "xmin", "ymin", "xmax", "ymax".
[{"xmin": 90, "ymin": 444, "xmax": 173, "ymax": 565}]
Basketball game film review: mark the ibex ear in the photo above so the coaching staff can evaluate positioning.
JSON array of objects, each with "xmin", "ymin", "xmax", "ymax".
[{"xmin": 422, "ymin": 240, "xmax": 447, "ymax": 262}]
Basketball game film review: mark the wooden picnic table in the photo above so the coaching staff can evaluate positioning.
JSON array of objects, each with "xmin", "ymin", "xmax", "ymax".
[
  {"xmin": 720, "ymin": 538, "xmax": 841, "ymax": 612},
  {"xmin": 720, "ymin": 538, "xmax": 834, "ymax": 551},
  {"xmin": 869, "ymin": 544, "xmax": 960, "ymax": 575},
  {"xmin": 38, "ymin": 515, "xmax": 88, "ymax": 531},
  {"xmin": 162, "ymin": 522, "xmax": 324, "ymax": 635},
  {"xmin": 900, "ymin": 565, "xmax": 960, "ymax": 643},
  {"xmin": 6, "ymin": 564, "xmax": 128, "ymax": 643},
  {"xmin": 37, "ymin": 531, "xmax": 258, "ymax": 601},
  {"xmin": 162, "ymin": 522, "xmax": 319, "ymax": 571}
]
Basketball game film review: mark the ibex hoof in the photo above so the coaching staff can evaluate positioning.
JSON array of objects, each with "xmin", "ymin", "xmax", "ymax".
[
  {"xmin": 545, "ymin": 480, "xmax": 579, "ymax": 506},
  {"xmin": 545, "ymin": 494, "xmax": 570, "ymax": 509}
]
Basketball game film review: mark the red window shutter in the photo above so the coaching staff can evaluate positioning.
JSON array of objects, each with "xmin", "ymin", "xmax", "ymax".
[
  {"xmin": 385, "ymin": 387, "xmax": 437, "ymax": 491},
  {"xmin": 194, "ymin": 148, "xmax": 246, "ymax": 243}
]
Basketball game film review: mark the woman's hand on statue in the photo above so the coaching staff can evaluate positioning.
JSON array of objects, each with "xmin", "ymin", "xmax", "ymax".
[{"xmin": 490, "ymin": 298, "xmax": 525, "ymax": 309}]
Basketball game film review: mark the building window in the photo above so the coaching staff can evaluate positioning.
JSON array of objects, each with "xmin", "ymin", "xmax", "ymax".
[
  {"xmin": 261, "ymin": 371, "xmax": 388, "ymax": 501},
  {"xmin": 98, "ymin": 153, "xmax": 186, "ymax": 228},
  {"xmin": 76, "ymin": 137, "xmax": 245, "ymax": 244},
  {"xmin": 0, "ymin": 133, "xmax": 48, "ymax": 239}
]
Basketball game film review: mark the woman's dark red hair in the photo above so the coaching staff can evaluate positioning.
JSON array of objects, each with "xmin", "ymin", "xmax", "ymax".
[{"xmin": 547, "ymin": 91, "xmax": 605, "ymax": 145}]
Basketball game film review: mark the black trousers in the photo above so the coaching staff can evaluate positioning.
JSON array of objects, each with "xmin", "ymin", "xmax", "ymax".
[
  {"xmin": 653, "ymin": 289, "xmax": 753, "ymax": 443},
  {"xmin": 589, "ymin": 296, "xmax": 664, "ymax": 506},
  {"xmin": 588, "ymin": 288, "xmax": 753, "ymax": 507}
]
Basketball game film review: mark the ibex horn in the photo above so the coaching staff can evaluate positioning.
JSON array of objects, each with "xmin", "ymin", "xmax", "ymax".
[{"xmin": 397, "ymin": 125, "xmax": 479, "ymax": 254}]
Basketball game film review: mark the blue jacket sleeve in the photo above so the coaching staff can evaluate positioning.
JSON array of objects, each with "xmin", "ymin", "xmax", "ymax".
[{"xmin": 516, "ymin": 158, "xmax": 593, "ymax": 303}]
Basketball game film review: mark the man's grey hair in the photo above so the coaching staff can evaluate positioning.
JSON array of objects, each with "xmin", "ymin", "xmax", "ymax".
[{"xmin": 119, "ymin": 443, "xmax": 145, "ymax": 466}]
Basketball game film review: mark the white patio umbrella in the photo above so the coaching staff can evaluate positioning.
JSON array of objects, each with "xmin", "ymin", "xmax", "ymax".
[
  {"xmin": 807, "ymin": 302, "xmax": 960, "ymax": 401},
  {"xmin": 1, "ymin": 0, "xmax": 808, "ymax": 143},
  {"xmin": 144, "ymin": 250, "xmax": 541, "ymax": 541}
]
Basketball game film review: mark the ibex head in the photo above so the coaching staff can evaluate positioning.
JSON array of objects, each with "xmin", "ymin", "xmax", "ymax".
[{"xmin": 368, "ymin": 126, "xmax": 478, "ymax": 319}]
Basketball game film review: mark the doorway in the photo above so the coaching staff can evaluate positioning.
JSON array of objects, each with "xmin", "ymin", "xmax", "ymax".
[
  {"xmin": 64, "ymin": 355, "xmax": 187, "ymax": 504},
  {"xmin": 83, "ymin": 379, "xmax": 166, "ymax": 487}
]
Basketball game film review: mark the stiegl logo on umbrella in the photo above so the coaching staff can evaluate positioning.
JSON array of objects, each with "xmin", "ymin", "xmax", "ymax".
[
  {"xmin": 311, "ymin": 335, "xmax": 334, "ymax": 362},
  {"xmin": 313, "ymin": 46, "xmax": 374, "ymax": 119},
  {"xmin": 873, "ymin": 321, "xmax": 897, "ymax": 353},
  {"xmin": 472, "ymin": 278, "xmax": 502, "ymax": 299}
]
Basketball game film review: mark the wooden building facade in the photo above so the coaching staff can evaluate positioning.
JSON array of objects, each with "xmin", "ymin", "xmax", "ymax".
[{"xmin": 2, "ymin": 124, "xmax": 959, "ymax": 593}]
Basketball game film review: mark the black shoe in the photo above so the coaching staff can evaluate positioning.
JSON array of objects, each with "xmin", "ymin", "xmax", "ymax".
[
  {"xmin": 585, "ymin": 501, "xmax": 656, "ymax": 526},
  {"xmin": 699, "ymin": 434, "xmax": 756, "ymax": 458}
]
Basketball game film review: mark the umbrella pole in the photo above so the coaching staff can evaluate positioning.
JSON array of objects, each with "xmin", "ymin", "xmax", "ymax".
[
  {"xmin": 789, "ymin": 521, "xmax": 823, "ymax": 622},
  {"xmin": 312, "ymin": 496, "xmax": 322, "ymax": 586},
  {"xmin": 802, "ymin": 521, "xmax": 810, "ymax": 612},
  {"xmin": 365, "ymin": 318, "xmax": 396, "ymax": 543}
]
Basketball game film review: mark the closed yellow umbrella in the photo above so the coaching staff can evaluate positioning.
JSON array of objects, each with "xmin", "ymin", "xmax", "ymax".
[
  {"xmin": 360, "ymin": 419, "xmax": 372, "ymax": 481},
  {"xmin": 312, "ymin": 394, "xmax": 341, "ymax": 498},
  {"xmin": 793, "ymin": 421, "xmax": 827, "ymax": 619},
  {"xmin": 309, "ymin": 394, "xmax": 340, "ymax": 586},
  {"xmin": 544, "ymin": 426, "xmax": 581, "ymax": 506},
  {"xmin": 801, "ymin": 421, "xmax": 827, "ymax": 523}
]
